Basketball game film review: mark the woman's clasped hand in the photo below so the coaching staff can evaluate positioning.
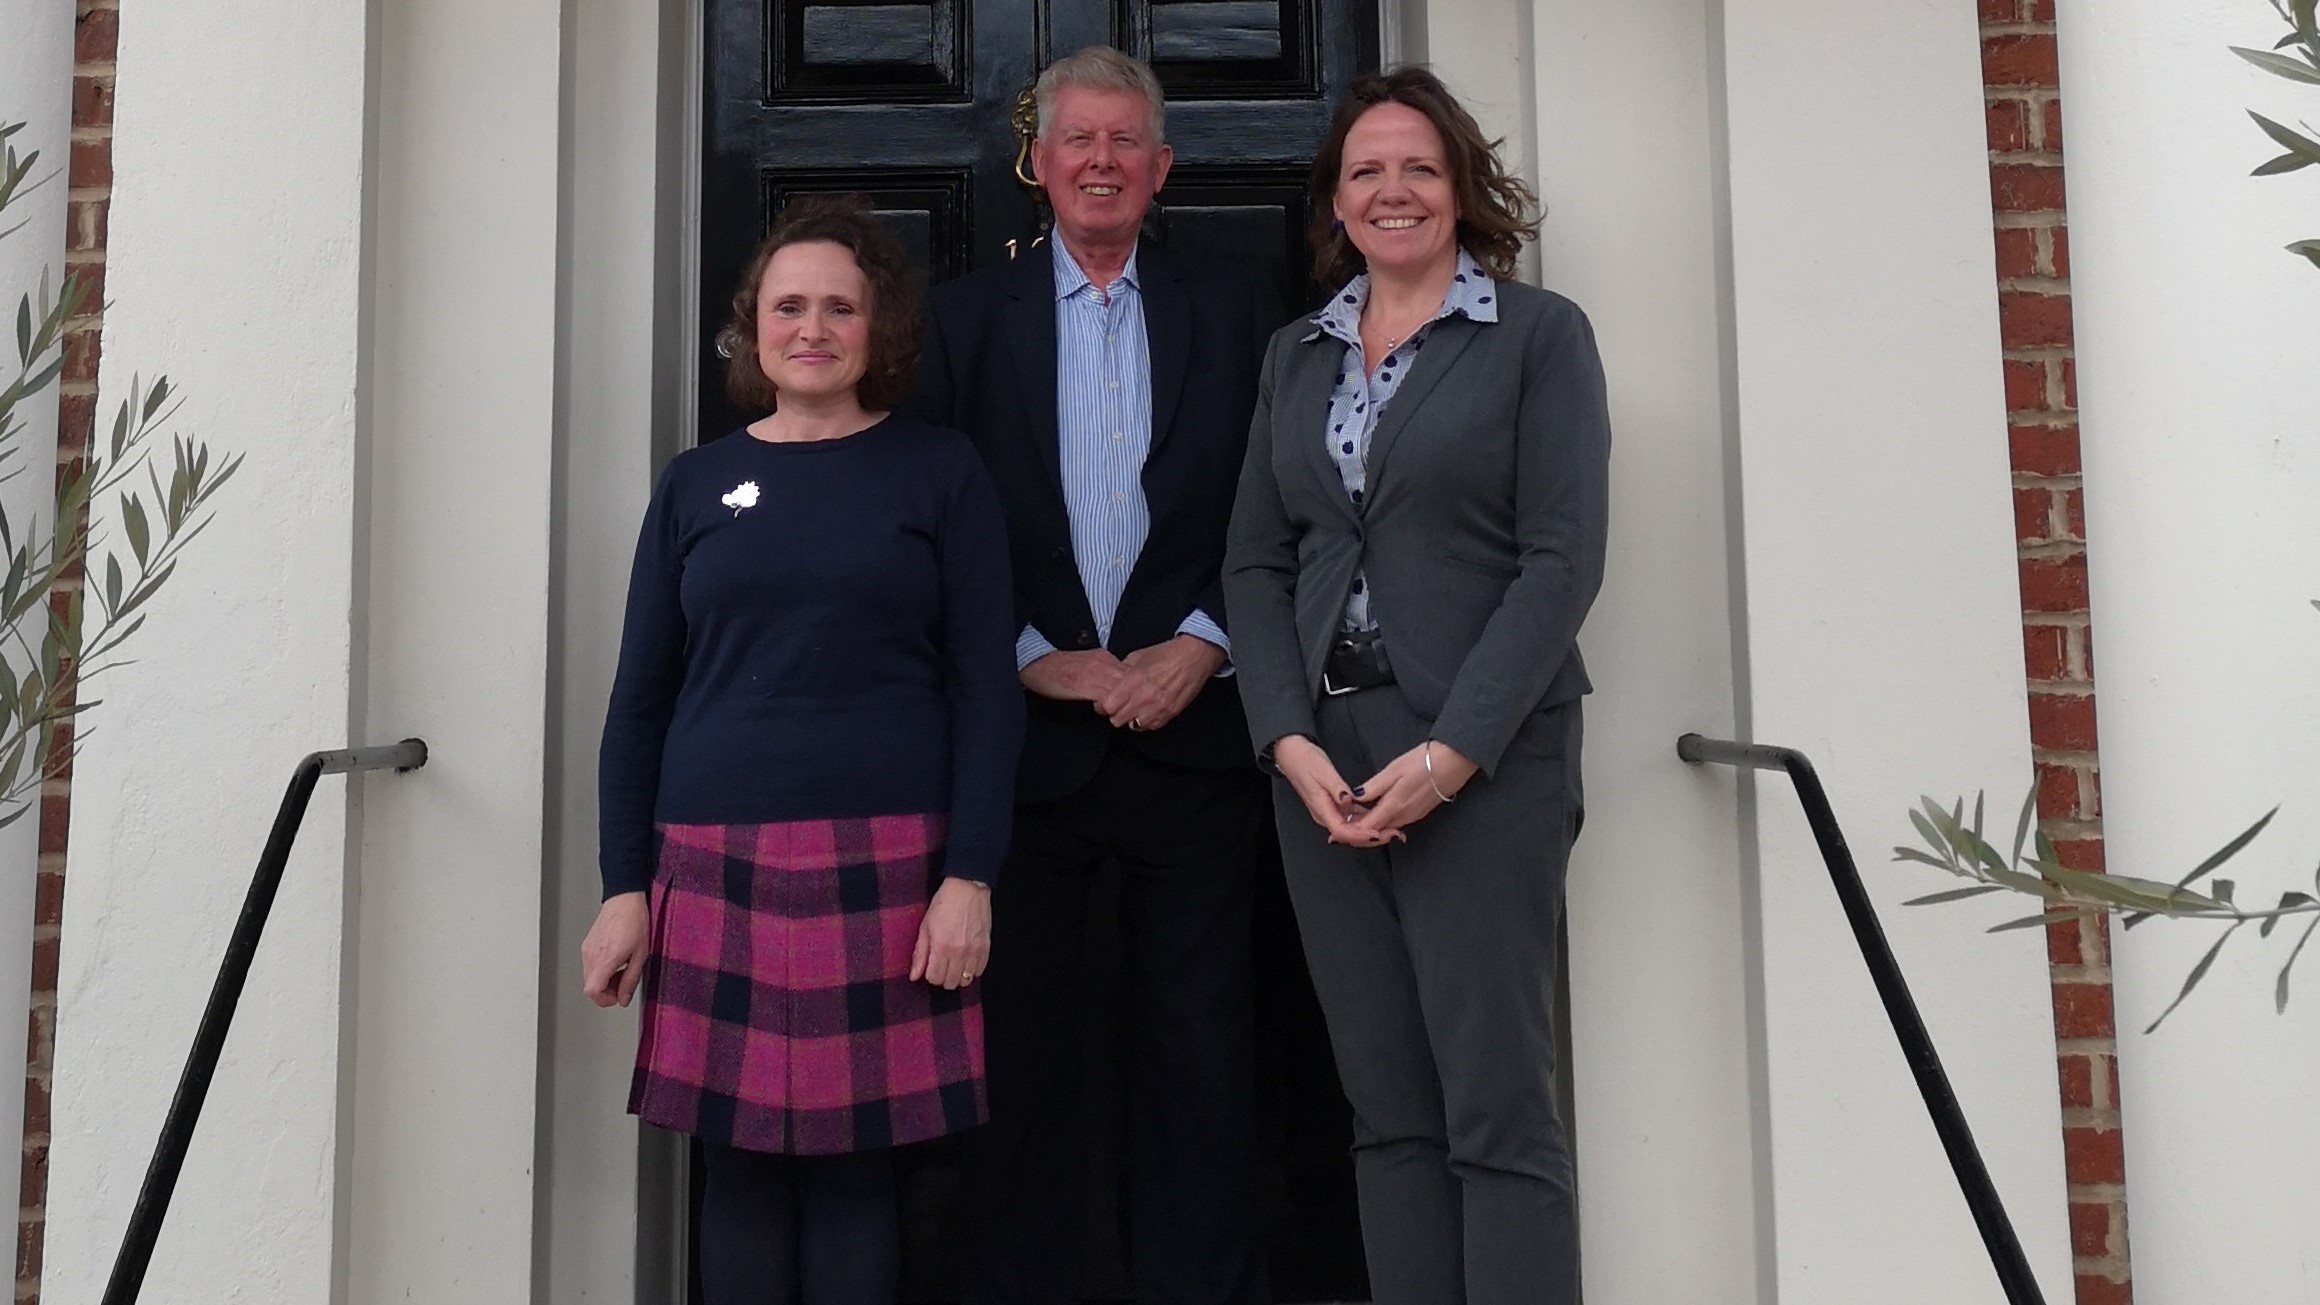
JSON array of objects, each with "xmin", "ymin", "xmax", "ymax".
[{"xmin": 1272, "ymin": 734, "xmax": 1477, "ymax": 847}]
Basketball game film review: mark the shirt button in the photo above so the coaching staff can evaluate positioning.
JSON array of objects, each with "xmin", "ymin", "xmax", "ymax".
[
  {"xmin": 1112, "ymin": 556, "xmax": 1125, "ymax": 568},
  {"xmin": 1112, "ymin": 492, "xmax": 1126, "ymax": 504},
  {"xmin": 1111, "ymin": 432, "xmax": 1124, "ymax": 441},
  {"xmin": 1107, "ymin": 380, "xmax": 1120, "ymax": 390}
]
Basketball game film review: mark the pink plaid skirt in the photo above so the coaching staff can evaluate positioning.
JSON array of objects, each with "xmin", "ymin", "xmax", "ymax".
[{"xmin": 628, "ymin": 814, "xmax": 986, "ymax": 1155}]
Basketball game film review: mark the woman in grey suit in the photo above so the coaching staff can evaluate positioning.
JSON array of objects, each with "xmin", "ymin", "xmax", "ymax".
[{"xmin": 1223, "ymin": 68, "xmax": 1610, "ymax": 1305}]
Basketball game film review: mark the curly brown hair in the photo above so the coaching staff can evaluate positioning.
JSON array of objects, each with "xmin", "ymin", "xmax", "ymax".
[
  {"xmin": 718, "ymin": 195, "xmax": 922, "ymax": 413},
  {"xmin": 1308, "ymin": 67, "xmax": 1541, "ymax": 288}
]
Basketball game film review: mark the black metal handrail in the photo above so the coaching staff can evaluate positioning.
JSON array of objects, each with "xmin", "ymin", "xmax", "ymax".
[
  {"xmin": 1678, "ymin": 733, "xmax": 2048, "ymax": 1305},
  {"xmin": 101, "ymin": 739, "xmax": 429, "ymax": 1305}
]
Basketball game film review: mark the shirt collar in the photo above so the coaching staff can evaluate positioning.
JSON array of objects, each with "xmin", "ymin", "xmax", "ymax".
[
  {"xmin": 1312, "ymin": 247, "xmax": 1498, "ymax": 344},
  {"xmin": 1051, "ymin": 233, "xmax": 1141, "ymax": 302}
]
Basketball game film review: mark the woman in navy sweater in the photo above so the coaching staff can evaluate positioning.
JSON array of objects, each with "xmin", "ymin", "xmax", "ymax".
[{"xmin": 583, "ymin": 197, "xmax": 1022, "ymax": 1305}]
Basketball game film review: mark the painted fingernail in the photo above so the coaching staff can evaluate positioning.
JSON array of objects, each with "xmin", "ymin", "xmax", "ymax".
[{"xmin": 1350, "ymin": 785, "xmax": 1365, "ymax": 796}]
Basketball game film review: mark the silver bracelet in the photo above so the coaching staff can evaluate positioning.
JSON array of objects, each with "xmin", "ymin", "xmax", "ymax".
[{"xmin": 1423, "ymin": 741, "xmax": 1457, "ymax": 804}]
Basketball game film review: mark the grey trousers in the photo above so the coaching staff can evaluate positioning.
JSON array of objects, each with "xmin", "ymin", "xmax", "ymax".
[{"xmin": 1276, "ymin": 684, "xmax": 1582, "ymax": 1305}]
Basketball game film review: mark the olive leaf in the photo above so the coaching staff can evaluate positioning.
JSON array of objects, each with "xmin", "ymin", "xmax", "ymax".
[{"xmin": 0, "ymin": 115, "xmax": 244, "ymax": 827}]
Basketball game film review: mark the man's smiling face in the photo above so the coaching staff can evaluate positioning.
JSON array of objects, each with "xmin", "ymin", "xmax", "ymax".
[{"xmin": 1032, "ymin": 84, "xmax": 1173, "ymax": 255}]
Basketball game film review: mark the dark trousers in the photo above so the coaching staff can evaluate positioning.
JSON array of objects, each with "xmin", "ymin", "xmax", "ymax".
[
  {"xmin": 696, "ymin": 1143, "xmax": 897, "ymax": 1305},
  {"xmin": 960, "ymin": 743, "xmax": 1269, "ymax": 1305},
  {"xmin": 1278, "ymin": 685, "xmax": 1582, "ymax": 1305}
]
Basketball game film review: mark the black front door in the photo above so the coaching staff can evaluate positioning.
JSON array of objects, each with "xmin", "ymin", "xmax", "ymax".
[{"xmin": 699, "ymin": 4, "xmax": 1379, "ymax": 1301}]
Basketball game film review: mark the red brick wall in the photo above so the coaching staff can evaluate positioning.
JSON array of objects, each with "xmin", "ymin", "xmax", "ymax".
[
  {"xmin": 1981, "ymin": 3, "xmax": 2132, "ymax": 1301},
  {"xmin": 18, "ymin": 3, "xmax": 117, "ymax": 1301}
]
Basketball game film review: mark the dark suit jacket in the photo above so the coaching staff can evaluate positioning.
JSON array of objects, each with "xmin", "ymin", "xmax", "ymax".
[
  {"xmin": 907, "ymin": 243, "xmax": 1278, "ymax": 804},
  {"xmin": 1223, "ymin": 279, "xmax": 1612, "ymax": 777}
]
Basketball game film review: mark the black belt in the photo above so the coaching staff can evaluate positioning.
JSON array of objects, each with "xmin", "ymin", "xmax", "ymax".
[{"xmin": 1322, "ymin": 631, "xmax": 1395, "ymax": 695}]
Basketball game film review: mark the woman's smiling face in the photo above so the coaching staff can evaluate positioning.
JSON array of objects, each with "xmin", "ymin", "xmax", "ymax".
[
  {"xmin": 753, "ymin": 239, "xmax": 873, "ymax": 405},
  {"xmin": 1332, "ymin": 101, "xmax": 1460, "ymax": 281}
]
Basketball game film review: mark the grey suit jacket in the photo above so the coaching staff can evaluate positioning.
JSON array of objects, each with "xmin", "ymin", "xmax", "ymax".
[{"xmin": 1222, "ymin": 278, "xmax": 1611, "ymax": 776}]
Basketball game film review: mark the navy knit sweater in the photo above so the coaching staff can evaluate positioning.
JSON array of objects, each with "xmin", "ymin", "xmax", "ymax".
[{"xmin": 597, "ymin": 416, "xmax": 1023, "ymax": 897}]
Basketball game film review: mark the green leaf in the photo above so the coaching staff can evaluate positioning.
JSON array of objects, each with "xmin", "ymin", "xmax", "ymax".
[
  {"xmin": 1909, "ymin": 808, "xmax": 1947, "ymax": 859},
  {"xmin": 2254, "ymin": 150, "xmax": 2316, "ymax": 175},
  {"xmin": 2233, "ymin": 45, "xmax": 2320, "ymax": 83},
  {"xmin": 2174, "ymin": 808, "xmax": 2278, "ymax": 891},
  {"xmin": 2144, "ymin": 921, "xmax": 2245, "ymax": 1033},
  {"xmin": 1892, "ymin": 846, "xmax": 1958, "ymax": 871},
  {"xmin": 2279, "ymin": 916, "xmax": 2320, "ymax": 1014},
  {"xmin": 2249, "ymin": 112, "xmax": 2320, "ymax": 165},
  {"xmin": 2212, "ymin": 878, "xmax": 2236, "ymax": 907},
  {"xmin": 1905, "ymin": 885, "xmax": 2010, "ymax": 907},
  {"xmin": 2291, "ymin": 240, "xmax": 2320, "ymax": 270},
  {"xmin": 1989, "ymin": 908, "xmax": 2084, "ymax": 934},
  {"xmin": 103, "ymin": 553, "xmax": 121, "ymax": 614},
  {"xmin": 121, "ymin": 495, "xmax": 148, "ymax": 566},
  {"xmin": 2011, "ymin": 785, "xmax": 2037, "ymax": 870},
  {"xmin": 2261, "ymin": 892, "xmax": 2317, "ymax": 938},
  {"xmin": 1985, "ymin": 865, "xmax": 2056, "ymax": 896},
  {"xmin": 14, "ymin": 296, "xmax": 27, "ymax": 366},
  {"xmin": 142, "ymin": 376, "xmax": 169, "ymax": 422},
  {"xmin": 0, "ymin": 739, "xmax": 24, "ymax": 799}
]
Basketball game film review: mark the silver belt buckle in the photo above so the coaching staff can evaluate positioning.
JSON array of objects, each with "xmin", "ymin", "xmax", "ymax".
[{"xmin": 1322, "ymin": 667, "xmax": 1359, "ymax": 696}]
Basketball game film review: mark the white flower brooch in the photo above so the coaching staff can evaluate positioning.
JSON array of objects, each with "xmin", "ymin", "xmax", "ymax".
[{"xmin": 721, "ymin": 480, "xmax": 760, "ymax": 515}]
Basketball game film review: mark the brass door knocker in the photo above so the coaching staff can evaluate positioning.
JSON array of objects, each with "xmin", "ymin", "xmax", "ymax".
[{"xmin": 1008, "ymin": 82, "xmax": 1050, "ymax": 258}]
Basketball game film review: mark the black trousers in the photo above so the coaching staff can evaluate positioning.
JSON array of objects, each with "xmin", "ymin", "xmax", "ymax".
[
  {"xmin": 960, "ymin": 742, "xmax": 1269, "ymax": 1305},
  {"xmin": 1278, "ymin": 685, "xmax": 1582, "ymax": 1305}
]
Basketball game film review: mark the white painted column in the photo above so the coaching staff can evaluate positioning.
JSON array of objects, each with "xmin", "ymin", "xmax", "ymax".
[
  {"xmin": 537, "ymin": 0, "xmax": 695, "ymax": 1298},
  {"xmin": 1524, "ymin": 2, "xmax": 1768, "ymax": 1299},
  {"xmin": 2058, "ymin": 0, "xmax": 2320, "ymax": 1297},
  {"xmin": 340, "ymin": 0, "xmax": 567, "ymax": 1299},
  {"xmin": 1717, "ymin": 0, "xmax": 2072, "ymax": 1298},
  {"xmin": 42, "ymin": 3, "xmax": 371, "ymax": 1299},
  {"xmin": 0, "ymin": 0, "xmax": 74, "ymax": 1229}
]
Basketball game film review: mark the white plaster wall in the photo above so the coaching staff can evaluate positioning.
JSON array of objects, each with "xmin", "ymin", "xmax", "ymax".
[
  {"xmin": 1523, "ymin": 2, "xmax": 1770, "ymax": 1299},
  {"xmin": 1718, "ymin": 0, "xmax": 2073, "ymax": 1298},
  {"xmin": 42, "ymin": 2, "xmax": 370, "ymax": 1299},
  {"xmin": 340, "ymin": 0, "xmax": 566, "ymax": 1300},
  {"xmin": 2058, "ymin": 1, "xmax": 2320, "ymax": 1297},
  {"xmin": 0, "ymin": 0, "xmax": 73, "ymax": 1230},
  {"xmin": 539, "ymin": 0, "xmax": 693, "ymax": 1298}
]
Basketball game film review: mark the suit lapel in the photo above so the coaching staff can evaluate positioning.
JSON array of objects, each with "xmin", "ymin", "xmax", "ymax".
[
  {"xmin": 1281, "ymin": 327, "xmax": 1361, "ymax": 527},
  {"xmin": 1361, "ymin": 316, "xmax": 1481, "ymax": 510},
  {"xmin": 1140, "ymin": 249, "xmax": 1191, "ymax": 456},
  {"xmin": 1002, "ymin": 255, "xmax": 1064, "ymax": 494}
]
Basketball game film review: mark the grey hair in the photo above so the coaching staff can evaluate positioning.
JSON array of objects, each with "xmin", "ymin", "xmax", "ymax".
[{"xmin": 1034, "ymin": 46, "xmax": 1167, "ymax": 144}]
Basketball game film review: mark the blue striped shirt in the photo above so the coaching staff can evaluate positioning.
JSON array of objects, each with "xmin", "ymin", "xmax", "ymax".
[{"xmin": 1015, "ymin": 237, "xmax": 1232, "ymax": 669}]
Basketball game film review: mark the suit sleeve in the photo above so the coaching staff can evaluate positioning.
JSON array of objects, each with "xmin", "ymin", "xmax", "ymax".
[
  {"xmin": 938, "ymin": 449, "xmax": 1027, "ymax": 883},
  {"xmin": 1428, "ymin": 302, "xmax": 1612, "ymax": 776},
  {"xmin": 1222, "ymin": 331, "xmax": 1320, "ymax": 755},
  {"xmin": 597, "ymin": 461, "xmax": 689, "ymax": 899}
]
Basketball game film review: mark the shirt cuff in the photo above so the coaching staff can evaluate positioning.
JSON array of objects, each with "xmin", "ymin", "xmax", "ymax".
[
  {"xmin": 1176, "ymin": 610, "xmax": 1235, "ymax": 678},
  {"xmin": 1016, "ymin": 625, "xmax": 1061, "ymax": 672}
]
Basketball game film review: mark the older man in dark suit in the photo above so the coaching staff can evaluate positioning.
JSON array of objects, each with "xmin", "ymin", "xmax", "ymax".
[{"xmin": 906, "ymin": 44, "xmax": 1277, "ymax": 1305}]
